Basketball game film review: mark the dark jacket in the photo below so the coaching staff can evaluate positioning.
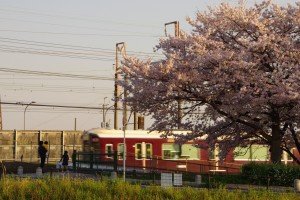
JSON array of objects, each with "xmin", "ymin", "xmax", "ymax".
[
  {"xmin": 60, "ymin": 154, "xmax": 69, "ymax": 166},
  {"xmin": 38, "ymin": 145, "xmax": 47, "ymax": 158}
]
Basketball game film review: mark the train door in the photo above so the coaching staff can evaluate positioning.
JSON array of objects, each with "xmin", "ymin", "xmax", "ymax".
[
  {"xmin": 135, "ymin": 142, "xmax": 152, "ymax": 170},
  {"xmin": 105, "ymin": 144, "xmax": 114, "ymax": 160},
  {"xmin": 82, "ymin": 133, "xmax": 101, "ymax": 161},
  {"xmin": 82, "ymin": 134, "xmax": 90, "ymax": 153},
  {"xmin": 82, "ymin": 133, "xmax": 100, "ymax": 153},
  {"xmin": 90, "ymin": 136, "xmax": 100, "ymax": 152}
]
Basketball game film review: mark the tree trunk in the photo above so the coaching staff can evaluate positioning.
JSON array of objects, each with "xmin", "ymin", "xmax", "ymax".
[
  {"xmin": 270, "ymin": 139, "xmax": 281, "ymax": 164},
  {"xmin": 270, "ymin": 125, "xmax": 282, "ymax": 164}
]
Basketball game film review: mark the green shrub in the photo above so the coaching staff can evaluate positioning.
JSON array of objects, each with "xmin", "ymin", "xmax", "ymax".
[{"xmin": 242, "ymin": 162, "xmax": 300, "ymax": 187}]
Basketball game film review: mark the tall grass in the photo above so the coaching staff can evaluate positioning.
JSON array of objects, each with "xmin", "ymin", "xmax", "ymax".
[{"xmin": 0, "ymin": 176, "xmax": 298, "ymax": 200}]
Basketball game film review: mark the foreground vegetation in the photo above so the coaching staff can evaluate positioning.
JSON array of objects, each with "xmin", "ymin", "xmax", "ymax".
[
  {"xmin": 242, "ymin": 163, "xmax": 300, "ymax": 187},
  {"xmin": 0, "ymin": 176, "xmax": 298, "ymax": 200}
]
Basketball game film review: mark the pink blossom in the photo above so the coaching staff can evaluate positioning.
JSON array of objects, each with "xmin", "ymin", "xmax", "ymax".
[{"xmin": 119, "ymin": 1, "xmax": 300, "ymax": 164}]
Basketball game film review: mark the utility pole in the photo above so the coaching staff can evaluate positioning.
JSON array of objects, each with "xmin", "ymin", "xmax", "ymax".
[
  {"xmin": 165, "ymin": 21, "xmax": 179, "ymax": 37},
  {"xmin": 134, "ymin": 112, "xmax": 138, "ymax": 130},
  {"xmin": 165, "ymin": 21, "xmax": 182, "ymax": 129},
  {"xmin": 124, "ymin": 71, "xmax": 128, "ymax": 130},
  {"xmin": 102, "ymin": 97, "xmax": 107, "ymax": 128},
  {"xmin": 0, "ymin": 96, "xmax": 2, "ymax": 130},
  {"xmin": 114, "ymin": 42, "xmax": 126, "ymax": 130}
]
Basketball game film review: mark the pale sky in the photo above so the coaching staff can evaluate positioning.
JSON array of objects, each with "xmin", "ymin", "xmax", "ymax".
[{"xmin": 0, "ymin": 0, "xmax": 297, "ymax": 130}]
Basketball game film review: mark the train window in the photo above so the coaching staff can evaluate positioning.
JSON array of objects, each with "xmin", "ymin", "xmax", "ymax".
[
  {"xmin": 105, "ymin": 144, "xmax": 113, "ymax": 158},
  {"xmin": 208, "ymin": 148, "xmax": 216, "ymax": 160},
  {"xmin": 146, "ymin": 144, "xmax": 152, "ymax": 159},
  {"xmin": 135, "ymin": 143, "xmax": 152, "ymax": 160},
  {"xmin": 162, "ymin": 144, "xmax": 180, "ymax": 159},
  {"xmin": 181, "ymin": 144, "xmax": 199, "ymax": 160},
  {"xmin": 136, "ymin": 144, "xmax": 142, "ymax": 159},
  {"xmin": 252, "ymin": 146, "xmax": 269, "ymax": 161},
  {"xmin": 208, "ymin": 145, "xmax": 219, "ymax": 160},
  {"xmin": 90, "ymin": 139, "xmax": 100, "ymax": 152},
  {"xmin": 287, "ymin": 152, "xmax": 293, "ymax": 161},
  {"xmin": 285, "ymin": 148, "xmax": 293, "ymax": 161},
  {"xmin": 281, "ymin": 148, "xmax": 294, "ymax": 162},
  {"xmin": 234, "ymin": 145, "xmax": 269, "ymax": 161},
  {"xmin": 162, "ymin": 144, "xmax": 200, "ymax": 160},
  {"xmin": 117, "ymin": 143, "xmax": 126, "ymax": 160}
]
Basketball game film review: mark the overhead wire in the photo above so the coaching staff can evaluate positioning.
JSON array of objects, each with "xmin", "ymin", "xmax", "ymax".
[
  {"xmin": 0, "ymin": 5, "xmax": 165, "ymax": 129},
  {"xmin": 0, "ymin": 68, "xmax": 114, "ymax": 80},
  {"xmin": 0, "ymin": 5, "xmax": 166, "ymax": 62},
  {"xmin": 0, "ymin": 44, "xmax": 116, "ymax": 58},
  {"xmin": 3, "ymin": 109, "xmax": 108, "ymax": 114},
  {"xmin": 0, "ymin": 87, "xmax": 112, "ymax": 95},
  {"xmin": 0, "ymin": 37, "xmax": 164, "ymax": 57},
  {"xmin": 0, "ymin": 66, "xmax": 115, "ymax": 94},
  {"xmin": 0, "ymin": 7, "xmax": 163, "ymax": 29},
  {"xmin": 0, "ymin": 81, "xmax": 112, "ymax": 91},
  {"xmin": 0, "ymin": 29, "xmax": 163, "ymax": 38},
  {"xmin": 0, "ymin": 47, "xmax": 114, "ymax": 61},
  {"xmin": 0, "ymin": 37, "xmax": 165, "ymax": 60},
  {"xmin": 0, "ymin": 45, "xmax": 163, "ymax": 61},
  {"xmin": 0, "ymin": 17, "xmax": 161, "ymax": 37},
  {"xmin": 0, "ymin": 6, "xmax": 166, "ymax": 114},
  {"xmin": 0, "ymin": 68, "xmax": 112, "ymax": 77},
  {"xmin": 1, "ymin": 101, "xmax": 128, "ymax": 111}
]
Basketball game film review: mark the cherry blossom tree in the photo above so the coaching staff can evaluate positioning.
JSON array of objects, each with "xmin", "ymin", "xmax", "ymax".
[{"xmin": 119, "ymin": 0, "xmax": 300, "ymax": 164}]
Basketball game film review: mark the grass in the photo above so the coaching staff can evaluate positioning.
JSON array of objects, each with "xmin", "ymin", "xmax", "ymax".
[{"xmin": 0, "ymin": 176, "xmax": 298, "ymax": 200}]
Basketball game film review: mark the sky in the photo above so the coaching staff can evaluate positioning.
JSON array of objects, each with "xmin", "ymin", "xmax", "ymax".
[{"xmin": 0, "ymin": 0, "xmax": 297, "ymax": 131}]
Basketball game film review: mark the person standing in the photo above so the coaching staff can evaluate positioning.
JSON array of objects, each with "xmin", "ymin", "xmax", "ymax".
[
  {"xmin": 60, "ymin": 151, "xmax": 69, "ymax": 172},
  {"xmin": 43, "ymin": 141, "xmax": 49, "ymax": 163},
  {"xmin": 38, "ymin": 141, "xmax": 47, "ymax": 170}
]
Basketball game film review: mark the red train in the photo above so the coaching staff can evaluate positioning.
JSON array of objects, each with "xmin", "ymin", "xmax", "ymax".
[{"xmin": 82, "ymin": 128, "xmax": 294, "ymax": 173}]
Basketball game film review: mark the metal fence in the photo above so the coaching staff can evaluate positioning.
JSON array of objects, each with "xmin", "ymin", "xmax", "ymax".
[
  {"xmin": 72, "ymin": 151, "xmax": 241, "ymax": 175},
  {"xmin": 0, "ymin": 130, "xmax": 83, "ymax": 162}
]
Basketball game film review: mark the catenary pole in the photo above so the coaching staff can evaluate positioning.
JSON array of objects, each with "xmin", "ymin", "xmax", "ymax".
[
  {"xmin": 165, "ymin": 21, "xmax": 182, "ymax": 129},
  {"xmin": 114, "ymin": 42, "xmax": 126, "ymax": 130}
]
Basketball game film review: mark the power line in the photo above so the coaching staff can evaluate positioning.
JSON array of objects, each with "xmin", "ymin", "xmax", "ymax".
[
  {"xmin": 0, "ymin": 47, "xmax": 114, "ymax": 61},
  {"xmin": 0, "ymin": 37, "xmax": 164, "ymax": 57},
  {"xmin": 0, "ymin": 29, "xmax": 162, "ymax": 38},
  {"xmin": 0, "ymin": 88, "xmax": 112, "ymax": 95},
  {"xmin": 0, "ymin": 81, "xmax": 112, "ymax": 91},
  {"xmin": 0, "ymin": 44, "xmax": 116, "ymax": 58},
  {"xmin": 1, "ymin": 101, "xmax": 127, "ymax": 111},
  {"xmin": 0, "ymin": 7, "xmax": 163, "ymax": 29},
  {"xmin": 0, "ymin": 67, "xmax": 114, "ymax": 80},
  {"xmin": 0, "ymin": 17, "xmax": 161, "ymax": 37},
  {"xmin": 4, "ymin": 109, "xmax": 112, "ymax": 114},
  {"xmin": 0, "ymin": 37, "xmax": 115, "ymax": 52}
]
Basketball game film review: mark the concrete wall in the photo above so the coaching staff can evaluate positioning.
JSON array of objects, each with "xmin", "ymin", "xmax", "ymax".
[{"xmin": 0, "ymin": 130, "xmax": 83, "ymax": 162}]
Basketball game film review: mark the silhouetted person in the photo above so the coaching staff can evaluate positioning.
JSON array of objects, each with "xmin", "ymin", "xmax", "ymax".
[
  {"xmin": 60, "ymin": 151, "xmax": 69, "ymax": 172},
  {"xmin": 38, "ymin": 141, "xmax": 47, "ymax": 170},
  {"xmin": 43, "ymin": 141, "xmax": 49, "ymax": 163}
]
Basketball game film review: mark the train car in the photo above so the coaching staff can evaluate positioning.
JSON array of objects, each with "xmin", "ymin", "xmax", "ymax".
[
  {"xmin": 81, "ymin": 128, "xmax": 295, "ymax": 173},
  {"xmin": 82, "ymin": 128, "xmax": 240, "ymax": 173}
]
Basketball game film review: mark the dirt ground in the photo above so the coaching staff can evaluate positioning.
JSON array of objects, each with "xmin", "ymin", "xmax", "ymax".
[{"xmin": 1, "ymin": 161, "xmax": 57, "ymax": 174}]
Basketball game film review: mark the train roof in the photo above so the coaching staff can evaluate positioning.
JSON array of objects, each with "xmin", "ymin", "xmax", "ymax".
[{"xmin": 84, "ymin": 128, "xmax": 189, "ymax": 139}]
